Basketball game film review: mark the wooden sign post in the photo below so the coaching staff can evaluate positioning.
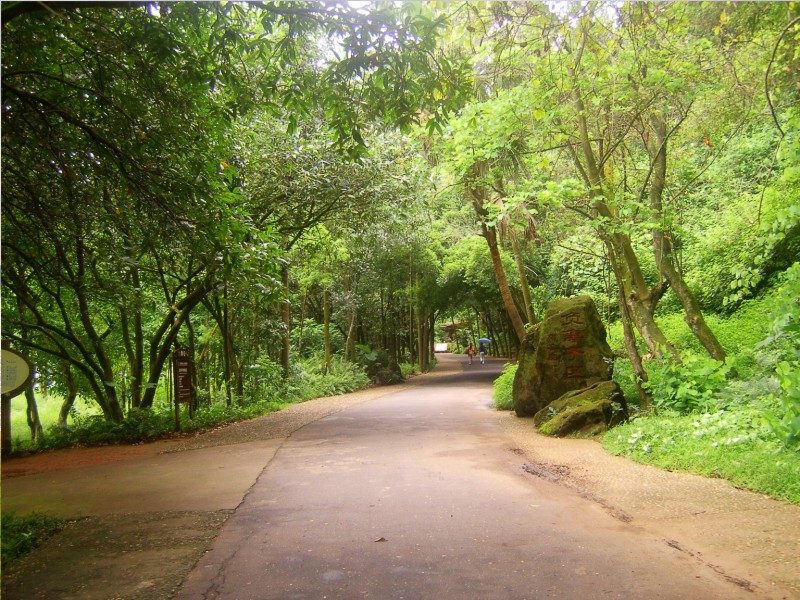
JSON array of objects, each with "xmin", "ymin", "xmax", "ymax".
[{"xmin": 171, "ymin": 348, "xmax": 195, "ymax": 431}]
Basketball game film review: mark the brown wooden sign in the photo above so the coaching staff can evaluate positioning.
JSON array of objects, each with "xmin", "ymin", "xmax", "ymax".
[{"xmin": 172, "ymin": 348, "xmax": 194, "ymax": 405}]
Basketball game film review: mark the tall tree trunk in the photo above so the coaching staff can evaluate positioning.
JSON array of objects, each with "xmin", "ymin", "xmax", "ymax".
[
  {"xmin": 467, "ymin": 161, "xmax": 525, "ymax": 342},
  {"xmin": 467, "ymin": 161, "xmax": 527, "ymax": 343},
  {"xmin": 297, "ymin": 294, "xmax": 307, "ymax": 359},
  {"xmin": 140, "ymin": 274, "xmax": 214, "ymax": 409},
  {"xmin": 343, "ymin": 275, "xmax": 357, "ymax": 362},
  {"xmin": 323, "ymin": 289, "xmax": 331, "ymax": 375},
  {"xmin": 569, "ymin": 70, "xmax": 677, "ymax": 359},
  {"xmin": 221, "ymin": 288, "xmax": 233, "ymax": 406},
  {"xmin": 58, "ymin": 362, "xmax": 78, "ymax": 427},
  {"xmin": 509, "ymin": 230, "xmax": 536, "ymax": 325},
  {"xmin": 483, "ymin": 223, "xmax": 527, "ymax": 343},
  {"xmin": 74, "ymin": 236, "xmax": 125, "ymax": 422},
  {"xmin": 604, "ymin": 236, "xmax": 676, "ymax": 358},
  {"xmin": 617, "ymin": 289, "xmax": 651, "ymax": 409},
  {"xmin": 416, "ymin": 300, "xmax": 424, "ymax": 372},
  {"xmin": 186, "ymin": 313, "xmax": 199, "ymax": 406},
  {"xmin": 647, "ymin": 113, "xmax": 726, "ymax": 361},
  {"xmin": 25, "ymin": 379, "xmax": 43, "ymax": 444},
  {"xmin": 121, "ymin": 264, "xmax": 144, "ymax": 409},
  {"xmin": 280, "ymin": 261, "xmax": 291, "ymax": 379},
  {"xmin": 428, "ymin": 310, "xmax": 436, "ymax": 366},
  {"xmin": 1, "ymin": 394, "xmax": 11, "ymax": 457}
]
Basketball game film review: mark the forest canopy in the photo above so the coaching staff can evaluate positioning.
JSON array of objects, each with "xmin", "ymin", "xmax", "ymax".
[{"xmin": 2, "ymin": 2, "xmax": 799, "ymax": 476}]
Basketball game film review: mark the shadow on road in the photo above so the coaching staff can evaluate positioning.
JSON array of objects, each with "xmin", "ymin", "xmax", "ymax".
[{"xmin": 423, "ymin": 353, "xmax": 507, "ymax": 387}]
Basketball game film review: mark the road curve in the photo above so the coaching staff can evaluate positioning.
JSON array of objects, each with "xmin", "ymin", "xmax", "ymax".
[{"xmin": 174, "ymin": 354, "xmax": 754, "ymax": 600}]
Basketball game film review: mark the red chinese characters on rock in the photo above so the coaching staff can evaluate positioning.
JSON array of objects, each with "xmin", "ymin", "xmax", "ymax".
[{"xmin": 545, "ymin": 334, "xmax": 561, "ymax": 363}]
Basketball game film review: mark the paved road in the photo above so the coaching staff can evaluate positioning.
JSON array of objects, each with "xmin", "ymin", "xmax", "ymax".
[
  {"xmin": 3, "ymin": 353, "xmax": 797, "ymax": 599},
  {"xmin": 174, "ymin": 356, "xmax": 751, "ymax": 600}
]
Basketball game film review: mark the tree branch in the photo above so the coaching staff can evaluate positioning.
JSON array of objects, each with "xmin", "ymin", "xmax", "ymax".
[
  {"xmin": 765, "ymin": 15, "xmax": 800, "ymax": 139},
  {"xmin": 2, "ymin": 1, "xmax": 148, "ymax": 27}
]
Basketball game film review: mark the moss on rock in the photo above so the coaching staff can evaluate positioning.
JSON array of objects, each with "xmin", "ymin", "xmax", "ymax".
[{"xmin": 534, "ymin": 381, "xmax": 628, "ymax": 438}]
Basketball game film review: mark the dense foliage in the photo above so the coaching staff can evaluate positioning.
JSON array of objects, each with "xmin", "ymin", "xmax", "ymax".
[{"xmin": 2, "ymin": 2, "xmax": 798, "ymax": 503}]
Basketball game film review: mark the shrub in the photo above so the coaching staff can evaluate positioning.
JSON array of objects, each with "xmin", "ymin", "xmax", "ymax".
[
  {"xmin": 287, "ymin": 354, "xmax": 370, "ymax": 400},
  {"xmin": 2, "ymin": 512, "xmax": 64, "ymax": 567},
  {"xmin": 493, "ymin": 363, "xmax": 517, "ymax": 410},
  {"xmin": 763, "ymin": 361, "xmax": 800, "ymax": 450},
  {"xmin": 645, "ymin": 353, "xmax": 730, "ymax": 414},
  {"xmin": 759, "ymin": 263, "xmax": 800, "ymax": 449}
]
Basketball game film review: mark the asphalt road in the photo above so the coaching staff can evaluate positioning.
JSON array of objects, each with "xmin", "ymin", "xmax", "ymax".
[
  {"xmin": 173, "ymin": 357, "xmax": 752, "ymax": 600},
  {"xmin": 3, "ymin": 353, "xmax": 796, "ymax": 600}
]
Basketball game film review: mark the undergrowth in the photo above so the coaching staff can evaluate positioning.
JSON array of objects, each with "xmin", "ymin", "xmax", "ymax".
[
  {"xmin": 603, "ymin": 268, "xmax": 800, "ymax": 505},
  {"xmin": 603, "ymin": 400, "xmax": 800, "ymax": 504},
  {"xmin": 11, "ymin": 355, "xmax": 371, "ymax": 453},
  {"xmin": 493, "ymin": 362, "xmax": 517, "ymax": 410},
  {"xmin": 2, "ymin": 512, "xmax": 65, "ymax": 568}
]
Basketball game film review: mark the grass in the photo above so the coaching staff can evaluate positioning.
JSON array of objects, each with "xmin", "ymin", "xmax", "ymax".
[
  {"xmin": 602, "ymin": 400, "xmax": 800, "ymax": 504},
  {"xmin": 10, "ymin": 394, "xmax": 102, "ymax": 446},
  {"xmin": 603, "ymin": 282, "xmax": 800, "ymax": 505},
  {"xmin": 492, "ymin": 362, "xmax": 517, "ymax": 410},
  {"xmin": 8, "ymin": 355, "xmax": 371, "ymax": 453},
  {"xmin": 1, "ymin": 512, "xmax": 65, "ymax": 568}
]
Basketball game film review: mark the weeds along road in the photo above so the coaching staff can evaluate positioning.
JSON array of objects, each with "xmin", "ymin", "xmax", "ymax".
[{"xmin": 3, "ymin": 353, "xmax": 796, "ymax": 599}]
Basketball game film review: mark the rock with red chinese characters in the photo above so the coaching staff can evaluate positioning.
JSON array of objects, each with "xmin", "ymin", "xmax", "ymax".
[
  {"xmin": 532, "ymin": 381, "xmax": 628, "ymax": 437},
  {"xmin": 512, "ymin": 295, "xmax": 614, "ymax": 417}
]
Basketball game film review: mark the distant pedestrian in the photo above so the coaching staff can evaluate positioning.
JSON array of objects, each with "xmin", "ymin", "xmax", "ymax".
[
  {"xmin": 478, "ymin": 342, "xmax": 486, "ymax": 364},
  {"xmin": 466, "ymin": 344, "xmax": 475, "ymax": 365}
]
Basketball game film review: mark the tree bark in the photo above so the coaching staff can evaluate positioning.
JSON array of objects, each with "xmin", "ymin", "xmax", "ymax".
[
  {"xmin": 509, "ymin": 230, "xmax": 537, "ymax": 326},
  {"xmin": 617, "ymin": 289, "xmax": 651, "ymax": 409},
  {"xmin": 647, "ymin": 113, "xmax": 726, "ymax": 362},
  {"xmin": 569, "ymin": 67, "xmax": 677, "ymax": 359},
  {"xmin": 280, "ymin": 261, "xmax": 291, "ymax": 379},
  {"xmin": 57, "ymin": 362, "xmax": 78, "ymax": 428},
  {"xmin": 343, "ymin": 274, "xmax": 357, "ymax": 362},
  {"xmin": 74, "ymin": 235, "xmax": 125, "ymax": 421},
  {"xmin": 120, "ymin": 263, "xmax": 144, "ymax": 408},
  {"xmin": 467, "ymin": 161, "xmax": 527, "ymax": 343},
  {"xmin": 25, "ymin": 380, "xmax": 44, "ymax": 444},
  {"xmin": 140, "ymin": 274, "xmax": 215, "ymax": 409},
  {"xmin": 1, "ymin": 394, "xmax": 11, "ymax": 457},
  {"xmin": 417, "ymin": 299, "xmax": 424, "ymax": 372},
  {"xmin": 323, "ymin": 289, "xmax": 331, "ymax": 375},
  {"xmin": 222, "ymin": 286, "xmax": 233, "ymax": 406}
]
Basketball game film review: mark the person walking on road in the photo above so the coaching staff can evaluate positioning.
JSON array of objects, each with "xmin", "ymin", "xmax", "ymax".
[
  {"xmin": 478, "ymin": 342, "xmax": 486, "ymax": 364},
  {"xmin": 465, "ymin": 344, "xmax": 475, "ymax": 365}
]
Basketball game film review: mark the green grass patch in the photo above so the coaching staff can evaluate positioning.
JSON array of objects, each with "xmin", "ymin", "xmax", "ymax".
[
  {"xmin": 603, "ymin": 398, "xmax": 800, "ymax": 505},
  {"xmin": 493, "ymin": 362, "xmax": 517, "ymax": 410},
  {"xmin": 600, "ymin": 277, "xmax": 800, "ymax": 503},
  {"xmin": 2, "ymin": 512, "xmax": 65, "ymax": 568}
]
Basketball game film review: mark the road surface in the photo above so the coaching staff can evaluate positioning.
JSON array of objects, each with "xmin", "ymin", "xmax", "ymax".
[{"xmin": 174, "ymin": 356, "xmax": 752, "ymax": 600}]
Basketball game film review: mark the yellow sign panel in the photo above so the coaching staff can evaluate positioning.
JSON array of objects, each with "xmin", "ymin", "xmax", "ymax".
[{"xmin": 1, "ymin": 348, "xmax": 33, "ymax": 397}]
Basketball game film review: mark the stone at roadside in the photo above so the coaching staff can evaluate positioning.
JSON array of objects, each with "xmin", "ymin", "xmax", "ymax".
[
  {"xmin": 533, "ymin": 380, "xmax": 628, "ymax": 437},
  {"xmin": 513, "ymin": 295, "xmax": 614, "ymax": 417},
  {"xmin": 365, "ymin": 349, "xmax": 404, "ymax": 385}
]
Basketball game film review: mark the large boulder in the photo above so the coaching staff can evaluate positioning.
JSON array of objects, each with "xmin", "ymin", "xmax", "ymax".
[
  {"xmin": 365, "ymin": 349, "xmax": 404, "ymax": 385},
  {"xmin": 533, "ymin": 381, "xmax": 628, "ymax": 438},
  {"xmin": 512, "ymin": 295, "xmax": 613, "ymax": 417}
]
